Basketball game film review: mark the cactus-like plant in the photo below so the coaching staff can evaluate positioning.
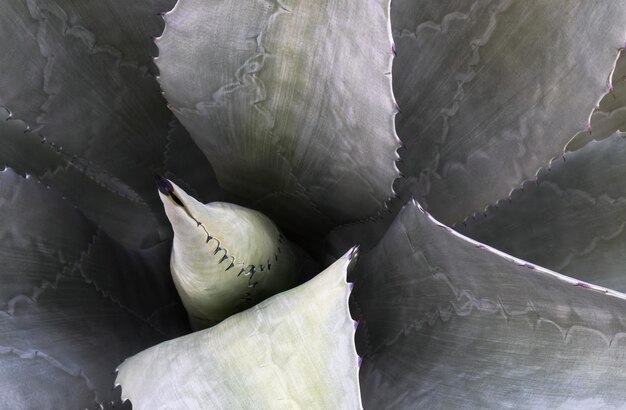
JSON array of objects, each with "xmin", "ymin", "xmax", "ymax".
[{"xmin": 2, "ymin": 0, "xmax": 626, "ymax": 408}]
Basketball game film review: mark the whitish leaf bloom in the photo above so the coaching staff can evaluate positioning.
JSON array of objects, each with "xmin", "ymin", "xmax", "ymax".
[{"xmin": 1, "ymin": 0, "xmax": 626, "ymax": 408}]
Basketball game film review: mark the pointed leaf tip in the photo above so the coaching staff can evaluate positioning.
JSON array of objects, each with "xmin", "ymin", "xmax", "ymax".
[{"xmin": 116, "ymin": 251, "xmax": 362, "ymax": 409}]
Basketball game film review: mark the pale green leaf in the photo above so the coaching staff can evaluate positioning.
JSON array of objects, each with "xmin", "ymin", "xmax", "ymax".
[
  {"xmin": 116, "ymin": 250, "xmax": 361, "ymax": 410},
  {"xmin": 157, "ymin": 178, "xmax": 307, "ymax": 328}
]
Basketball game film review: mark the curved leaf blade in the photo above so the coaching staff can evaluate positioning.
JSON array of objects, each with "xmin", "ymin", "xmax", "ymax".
[
  {"xmin": 0, "ymin": 0, "xmax": 221, "ymax": 248},
  {"xmin": 116, "ymin": 249, "xmax": 361, "ymax": 409},
  {"xmin": 0, "ymin": 168, "xmax": 187, "ymax": 408},
  {"xmin": 157, "ymin": 0, "xmax": 400, "ymax": 233},
  {"xmin": 0, "ymin": 109, "xmax": 163, "ymax": 248},
  {"xmin": 392, "ymin": 0, "xmax": 626, "ymax": 224},
  {"xmin": 354, "ymin": 200, "xmax": 626, "ymax": 408},
  {"xmin": 457, "ymin": 133, "xmax": 626, "ymax": 292}
]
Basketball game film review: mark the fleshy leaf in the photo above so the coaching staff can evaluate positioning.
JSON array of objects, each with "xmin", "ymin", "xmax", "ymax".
[
  {"xmin": 354, "ymin": 199, "xmax": 626, "ymax": 408},
  {"xmin": 0, "ymin": 0, "xmax": 173, "ymax": 119},
  {"xmin": 0, "ymin": 168, "xmax": 95, "ymax": 311},
  {"xmin": 0, "ymin": 108, "xmax": 162, "ymax": 249},
  {"xmin": 156, "ymin": 0, "xmax": 400, "ymax": 234},
  {"xmin": 0, "ymin": 168, "xmax": 187, "ymax": 408},
  {"xmin": 115, "ymin": 249, "xmax": 361, "ymax": 409},
  {"xmin": 456, "ymin": 133, "xmax": 626, "ymax": 292},
  {"xmin": 0, "ymin": 0, "xmax": 220, "ymax": 248},
  {"xmin": 392, "ymin": 0, "xmax": 626, "ymax": 224},
  {"xmin": 157, "ymin": 178, "xmax": 307, "ymax": 329},
  {"xmin": 0, "ymin": 0, "xmax": 169, "ymax": 183}
]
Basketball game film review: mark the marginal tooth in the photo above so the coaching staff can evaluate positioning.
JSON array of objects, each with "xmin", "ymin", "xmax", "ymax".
[
  {"xmin": 219, "ymin": 254, "xmax": 229, "ymax": 264},
  {"xmin": 225, "ymin": 262, "xmax": 235, "ymax": 271},
  {"xmin": 238, "ymin": 268, "xmax": 245, "ymax": 277},
  {"xmin": 275, "ymin": 253, "xmax": 278, "ymax": 261},
  {"xmin": 214, "ymin": 246, "xmax": 222, "ymax": 255},
  {"xmin": 205, "ymin": 234, "xmax": 212, "ymax": 243},
  {"xmin": 267, "ymin": 260, "xmax": 271, "ymax": 270},
  {"xmin": 259, "ymin": 264, "xmax": 264, "ymax": 271}
]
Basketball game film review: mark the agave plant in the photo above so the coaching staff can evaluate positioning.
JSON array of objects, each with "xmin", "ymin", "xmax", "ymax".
[{"xmin": 2, "ymin": 0, "xmax": 626, "ymax": 408}]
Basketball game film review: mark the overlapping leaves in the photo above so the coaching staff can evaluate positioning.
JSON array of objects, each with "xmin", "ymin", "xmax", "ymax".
[{"xmin": 1, "ymin": 0, "xmax": 626, "ymax": 408}]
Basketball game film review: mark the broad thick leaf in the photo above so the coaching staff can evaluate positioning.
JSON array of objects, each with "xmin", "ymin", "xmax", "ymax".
[
  {"xmin": 0, "ymin": 108, "xmax": 162, "ymax": 248},
  {"xmin": 157, "ymin": 178, "xmax": 305, "ymax": 329},
  {"xmin": 156, "ymin": 0, "xmax": 400, "ymax": 234},
  {"xmin": 392, "ymin": 0, "xmax": 626, "ymax": 225},
  {"xmin": 0, "ymin": 168, "xmax": 188, "ymax": 408},
  {"xmin": 456, "ymin": 133, "xmax": 626, "ymax": 293},
  {"xmin": 116, "ymin": 249, "xmax": 361, "ymax": 410},
  {"xmin": 0, "ymin": 0, "xmax": 220, "ymax": 248},
  {"xmin": 0, "ymin": 168, "xmax": 95, "ymax": 311},
  {"xmin": 354, "ymin": 199, "xmax": 626, "ymax": 409},
  {"xmin": 3, "ymin": 1, "xmax": 626, "ymax": 408}
]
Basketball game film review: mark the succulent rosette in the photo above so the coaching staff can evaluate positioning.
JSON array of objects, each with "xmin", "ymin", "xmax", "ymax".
[{"xmin": 1, "ymin": 0, "xmax": 626, "ymax": 408}]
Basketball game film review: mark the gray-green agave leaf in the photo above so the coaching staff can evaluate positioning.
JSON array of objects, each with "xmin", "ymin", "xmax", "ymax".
[
  {"xmin": 457, "ymin": 132, "xmax": 626, "ymax": 293},
  {"xmin": 392, "ymin": 0, "xmax": 626, "ymax": 225},
  {"xmin": 0, "ymin": 108, "xmax": 161, "ymax": 249},
  {"xmin": 3, "ymin": 0, "xmax": 626, "ymax": 408},
  {"xmin": 156, "ymin": 0, "xmax": 400, "ymax": 233},
  {"xmin": 0, "ymin": 168, "xmax": 187, "ymax": 409},
  {"xmin": 354, "ymin": 199, "xmax": 626, "ymax": 409},
  {"xmin": 115, "ymin": 249, "xmax": 361, "ymax": 410},
  {"xmin": 0, "ymin": 0, "xmax": 221, "ymax": 249}
]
